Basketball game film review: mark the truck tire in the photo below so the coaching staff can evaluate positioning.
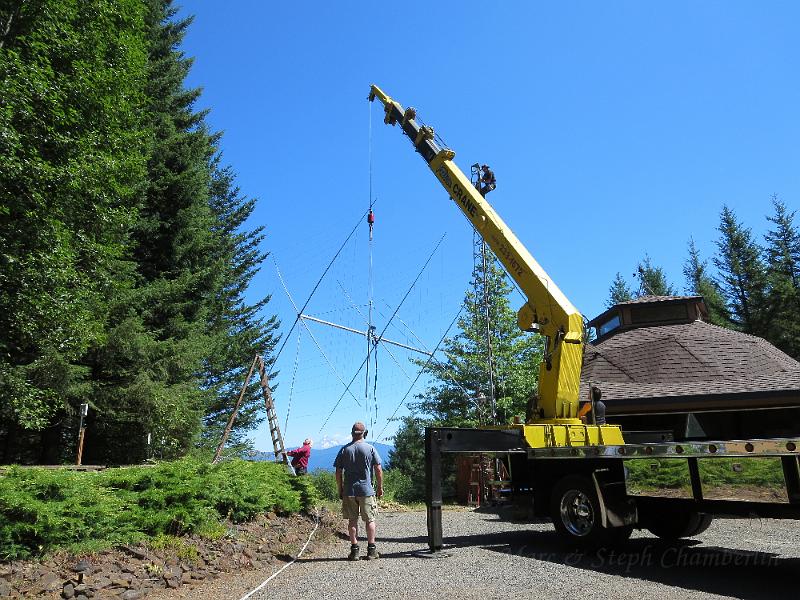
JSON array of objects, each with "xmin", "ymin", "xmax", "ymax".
[
  {"xmin": 646, "ymin": 511, "xmax": 713, "ymax": 540},
  {"xmin": 550, "ymin": 475, "xmax": 632, "ymax": 546}
]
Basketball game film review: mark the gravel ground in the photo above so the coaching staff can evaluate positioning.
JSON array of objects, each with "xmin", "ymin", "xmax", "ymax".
[{"xmin": 173, "ymin": 508, "xmax": 800, "ymax": 600}]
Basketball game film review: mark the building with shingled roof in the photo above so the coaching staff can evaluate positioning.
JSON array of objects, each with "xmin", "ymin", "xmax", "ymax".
[{"xmin": 581, "ymin": 295, "xmax": 800, "ymax": 441}]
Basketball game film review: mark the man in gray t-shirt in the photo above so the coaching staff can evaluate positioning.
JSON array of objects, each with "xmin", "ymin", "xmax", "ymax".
[{"xmin": 334, "ymin": 421, "xmax": 383, "ymax": 561}]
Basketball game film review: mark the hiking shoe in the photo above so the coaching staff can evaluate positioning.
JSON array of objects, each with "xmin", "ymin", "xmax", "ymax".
[
  {"xmin": 365, "ymin": 544, "xmax": 380, "ymax": 560},
  {"xmin": 348, "ymin": 545, "xmax": 360, "ymax": 561}
]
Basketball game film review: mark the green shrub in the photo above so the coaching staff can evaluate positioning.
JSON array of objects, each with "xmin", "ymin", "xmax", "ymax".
[
  {"xmin": 309, "ymin": 469, "xmax": 339, "ymax": 501},
  {"xmin": 0, "ymin": 458, "xmax": 316, "ymax": 560}
]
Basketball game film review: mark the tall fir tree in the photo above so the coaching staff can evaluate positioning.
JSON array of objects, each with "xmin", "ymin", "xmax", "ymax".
[
  {"xmin": 0, "ymin": 0, "xmax": 149, "ymax": 462},
  {"xmin": 683, "ymin": 238, "xmax": 730, "ymax": 327},
  {"xmin": 200, "ymin": 155, "xmax": 281, "ymax": 450},
  {"xmin": 713, "ymin": 205, "xmax": 768, "ymax": 336},
  {"xmin": 763, "ymin": 196, "xmax": 800, "ymax": 359}
]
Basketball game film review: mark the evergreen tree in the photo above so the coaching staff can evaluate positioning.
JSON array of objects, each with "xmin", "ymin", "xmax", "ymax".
[
  {"xmin": 0, "ymin": 0, "xmax": 149, "ymax": 462},
  {"xmin": 763, "ymin": 196, "xmax": 800, "ymax": 358},
  {"xmin": 199, "ymin": 156, "xmax": 281, "ymax": 450},
  {"xmin": 634, "ymin": 255, "xmax": 676, "ymax": 297},
  {"xmin": 411, "ymin": 248, "xmax": 542, "ymax": 427},
  {"xmin": 713, "ymin": 205, "xmax": 768, "ymax": 336},
  {"xmin": 683, "ymin": 238, "xmax": 729, "ymax": 326},
  {"xmin": 606, "ymin": 272, "xmax": 633, "ymax": 308},
  {"xmin": 387, "ymin": 415, "xmax": 426, "ymax": 500}
]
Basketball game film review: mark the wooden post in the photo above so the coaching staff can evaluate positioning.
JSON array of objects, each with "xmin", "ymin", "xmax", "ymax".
[
  {"xmin": 76, "ymin": 427, "xmax": 86, "ymax": 466},
  {"xmin": 76, "ymin": 403, "xmax": 89, "ymax": 466},
  {"xmin": 213, "ymin": 355, "xmax": 259, "ymax": 463}
]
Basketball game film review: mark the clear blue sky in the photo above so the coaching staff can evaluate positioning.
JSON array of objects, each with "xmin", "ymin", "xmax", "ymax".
[{"xmin": 178, "ymin": 1, "xmax": 800, "ymax": 450}]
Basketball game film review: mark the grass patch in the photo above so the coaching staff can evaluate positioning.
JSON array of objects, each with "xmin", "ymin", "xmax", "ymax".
[{"xmin": 0, "ymin": 458, "xmax": 318, "ymax": 560}]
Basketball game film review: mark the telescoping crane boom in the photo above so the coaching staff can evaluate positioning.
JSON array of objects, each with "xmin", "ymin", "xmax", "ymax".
[{"xmin": 368, "ymin": 84, "xmax": 623, "ymax": 448}]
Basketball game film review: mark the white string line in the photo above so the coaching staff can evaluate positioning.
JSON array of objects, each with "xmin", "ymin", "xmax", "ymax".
[{"xmin": 238, "ymin": 515, "xmax": 320, "ymax": 600}]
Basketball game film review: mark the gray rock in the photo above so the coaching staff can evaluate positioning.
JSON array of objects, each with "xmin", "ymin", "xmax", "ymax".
[
  {"xmin": 62, "ymin": 582, "xmax": 75, "ymax": 598},
  {"xmin": 38, "ymin": 573, "xmax": 63, "ymax": 593},
  {"xmin": 120, "ymin": 590, "xmax": 142, "ymax": 600},
  {"xmin": 0, "ymin": 579, "xmax": 12, "ymax": 597}
]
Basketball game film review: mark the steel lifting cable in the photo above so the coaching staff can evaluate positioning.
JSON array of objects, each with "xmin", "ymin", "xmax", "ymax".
[{"xmin": 365, "ymin": 98, "xmax": 376, "ymax": 430}]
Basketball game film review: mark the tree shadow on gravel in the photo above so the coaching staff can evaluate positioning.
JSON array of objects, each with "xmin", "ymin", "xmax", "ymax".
[{"xmin": 439, "ymin": 526, "xmax": 796, "ymax": 600}]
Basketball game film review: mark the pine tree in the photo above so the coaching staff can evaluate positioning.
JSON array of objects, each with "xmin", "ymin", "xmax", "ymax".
[
  {"xmin": 411, "ymin": 248, "xmax": 542, "ymax": 427},
  {"xmin": 763, "ymin": 196, "xmax": 800, "ymax": 358},
  {"xmin": 713, "ymin": 205, "xmax": 768, "ymax": 336},
  {"xmin": 634, "ymin": 255, "xmax": 676, "ymax": 297},
  {"xmin": 606, "ymin": 272, "xmax": 633, "ymax": 308},
  {"xmin": 199, "ymin": 156, "xmax": 281, "ymax": 450},
  {"xmin": 83, "ymin": 0, "xmax": 221, "ymax": 461},
  {"xmin": 683, "ymin": 238, "xmax": 730, "ymax": 327}
]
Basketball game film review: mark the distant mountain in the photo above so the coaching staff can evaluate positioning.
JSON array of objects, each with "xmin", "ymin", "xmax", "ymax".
[
  {"xmin": 246, "ymin": 442, "xmax": 394, "ymax": 473},
  {"xmin": 307, "ymin": 442, "xmax": 393, "ymax": 472}
]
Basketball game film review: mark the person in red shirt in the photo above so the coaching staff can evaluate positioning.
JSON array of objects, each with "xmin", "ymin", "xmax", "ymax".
[{"xmin": 286, "ymin": 438, "xmax": 313, "ymax": 475}]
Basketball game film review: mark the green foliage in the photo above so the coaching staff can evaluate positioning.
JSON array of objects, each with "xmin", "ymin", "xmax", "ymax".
[
  {"xmin": 635, "ymin": 255, "xmax": 676, "ymax": 297},
  {"xmin": 0, "ymin": 0, "xmax": 280, "ymax": 464},
  {"xmin": 381, "ymin": 469, "xmax": 422, "ymax": 504},
  {"xmin": 412, "ymin": 249, "xmax": 543, "ymax": 427},
  {"xmin": 308, "ymin": 469, "xmax": 339, "ymax": 502},
  {"xmin": 606, "ymin": 272, "xmax": 633, "ymax": 308},
  {"xmin": 714, "ymin": 205, "xmax": 768, "ymax": 335},
  {"xmin": 683, "ymin": 237, "xmax": 730, "ymax": 326},
  {"xmin": 0, "ymin": 458, "xmax": 314, "ymax": 560},
  {"xmin": 387, "ymin": 416, "xmax": 426, "ymax": 501},
  {"xmin": 763, "ymin": 196, "xmax": 800, "ymax": 359}
]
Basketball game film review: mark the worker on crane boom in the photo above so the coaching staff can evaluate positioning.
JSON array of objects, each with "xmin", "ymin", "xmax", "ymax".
[{"xmin": 478, "ymin": 164, "xmax": 496, "ymax": 196}]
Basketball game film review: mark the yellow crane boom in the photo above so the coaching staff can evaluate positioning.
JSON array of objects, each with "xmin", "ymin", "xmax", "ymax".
[{"xmin": 369, "ymin": 84, "xmax": 586, "ymax": 423}]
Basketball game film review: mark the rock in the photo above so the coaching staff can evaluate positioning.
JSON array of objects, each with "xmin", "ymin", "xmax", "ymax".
[
  {"xmin": 250, "ymin": 560, "xmax": 262, "ymax": 570},
  {"xmin": 165, "ymin": 578, "xmax": 180, "ymax": 589},
  {"xmin": 243, "ymin": 548, "xmax": 255, "ymax": 559},
  {"xmin": 120, "ymin": 590, "xmax": 142, "ymax": 600},
  {"xmin": 93, "ymin": 577, "xmax": 112, "ymax": 590},
  {"xmin": 0, "ymin": 579, "xmax": 12, "ymax": 597},
  {"xmin": 38, "ymin": 573, "xmax": 63, "ymax": 593},
  {"xmin": 180, "ymin": 572, "xmax": 192, "ymax": 585},
  {"xmin": 62, "ymin": 582, "xmax": 75, "ymax": 598},
  {"xmin": 76, "ymin": 595, "xmax": 88, "ymax": 600}
]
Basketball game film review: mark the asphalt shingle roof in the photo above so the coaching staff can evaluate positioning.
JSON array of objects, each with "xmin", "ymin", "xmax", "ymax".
[{"xmin": 580, "ymin": 320, "xmax": 800, "ymax": 414}]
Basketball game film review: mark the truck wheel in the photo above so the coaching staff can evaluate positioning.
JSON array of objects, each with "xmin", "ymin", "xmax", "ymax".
[
  {"xmin": 550, "ymin": 475, "xmax": 631, "ymax": 546},
  {"xmin": 647, "ymin": 511, "xmax": 713, "ymax": 540}
]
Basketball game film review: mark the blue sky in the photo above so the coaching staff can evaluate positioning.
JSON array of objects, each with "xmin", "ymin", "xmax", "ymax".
[{"xmin": 178, "ymin": 1, "xmax": 799, "ymax": 450}]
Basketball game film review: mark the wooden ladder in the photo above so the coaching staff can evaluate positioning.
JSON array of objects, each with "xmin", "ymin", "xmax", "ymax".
[
  {"xmin": 213, "ymin": 354, "xmax": 289, "ymax": 466},
  {"xmin": 256, "ymin": 355, "xmax": 287, "ymax": 464}
]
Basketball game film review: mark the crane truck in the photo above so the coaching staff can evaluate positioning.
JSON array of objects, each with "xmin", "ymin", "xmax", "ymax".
[{"xmin": 368, "ymin": 84, "xmax": 800, "ymax": 548}]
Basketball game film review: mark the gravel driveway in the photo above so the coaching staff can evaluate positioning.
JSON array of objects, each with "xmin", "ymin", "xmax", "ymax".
[{"xmin": 196, "ymin": 507, "xmax": 800, "ymax": 600}]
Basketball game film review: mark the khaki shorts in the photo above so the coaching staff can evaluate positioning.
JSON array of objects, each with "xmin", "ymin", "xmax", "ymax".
[{"xmin": 342, "ymin": 495, "xmax": 377, "ymax": 523}]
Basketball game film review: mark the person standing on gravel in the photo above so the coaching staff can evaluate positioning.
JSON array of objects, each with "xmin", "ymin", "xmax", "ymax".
[{"xmin": 334, "ymin": 422, "xmax": 383, "ymax": 561}]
